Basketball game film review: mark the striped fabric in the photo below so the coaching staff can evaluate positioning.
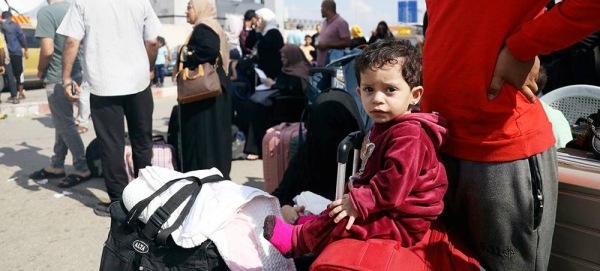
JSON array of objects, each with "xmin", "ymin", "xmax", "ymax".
[{"xmin": 57, "ymin": 0, "xmax": 162, "ymax": 97}]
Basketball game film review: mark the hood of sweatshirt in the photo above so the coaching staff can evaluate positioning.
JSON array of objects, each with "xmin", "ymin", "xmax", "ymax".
[{"xmin": 371, "ymin": 112, "xmax": 448, "ymax": 151}]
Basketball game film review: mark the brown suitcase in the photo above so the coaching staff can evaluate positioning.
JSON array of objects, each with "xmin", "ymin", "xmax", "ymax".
[{"xmin": 262, "ymin": 122, "xmax": 306, "ymax": 193}]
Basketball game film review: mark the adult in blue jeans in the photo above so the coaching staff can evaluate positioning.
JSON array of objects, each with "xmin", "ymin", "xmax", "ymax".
[{"xmin": 29, "ymin": 0, "xmax": 91, "ymax": 187}]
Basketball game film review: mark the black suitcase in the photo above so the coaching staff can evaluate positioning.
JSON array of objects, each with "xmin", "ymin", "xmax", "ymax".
[{"xmin": 99, "ymin": 175, "xmax": 230, "ymax": 271}]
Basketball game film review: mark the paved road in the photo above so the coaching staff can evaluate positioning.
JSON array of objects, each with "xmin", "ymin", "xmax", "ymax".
[{"xmin": 0, "ymin": 92, "xmax": 265, "ymax": 271}]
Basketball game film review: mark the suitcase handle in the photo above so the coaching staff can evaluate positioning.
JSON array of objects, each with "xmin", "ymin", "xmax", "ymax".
[{"xmin": 336, "ymin": 131, "xmax": 364, "ymax": 200}]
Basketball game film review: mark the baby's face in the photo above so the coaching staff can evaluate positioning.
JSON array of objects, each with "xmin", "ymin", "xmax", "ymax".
[{"xmin": 357, "ymin": 61, "xmax": 421, "ymax": 124}]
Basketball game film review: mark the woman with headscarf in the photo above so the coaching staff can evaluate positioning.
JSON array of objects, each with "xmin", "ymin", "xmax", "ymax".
[
  {"xmin": 178, "ymin": 0, "xmax": 232, "ymax": 177},
  {"xmin": 368, "ymin": 21, "xmax": 394, "ymax": 44},
  {"xmin": 254, "ymin": 8, "xmax": 285, "ymax": 80},
  {"xmin": 224, "ymin": 15, "xmax": 243, "ymax": 81},
  {"xmin": 349, "ymin": 25, "xmax": 368, "ymax": 50},
  {"xmin": 243, "ymin": 45, "xmax": 310, "ymax": 160}
]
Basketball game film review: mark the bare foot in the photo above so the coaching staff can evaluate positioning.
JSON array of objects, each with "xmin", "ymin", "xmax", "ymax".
[
  {"xmin": 43, "ymin": 165, "xmax": 65, "ymax": 175},
  {"xmin": 246, "ymin": 154, "xmax": 259, "ymax": 160},
  {"xmin": 72, "ymin": 170, "xmax": 91, "ymax": 178}
]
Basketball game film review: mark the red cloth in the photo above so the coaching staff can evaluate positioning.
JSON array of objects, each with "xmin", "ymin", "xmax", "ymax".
[
  {"xmin": 421, "ymin": 0, "xmax": 600, "ymax": 162},
  {"xmin": 309, "ymin": 219, "xmax": 480, "ymax": 271},
  {"xmin": 293, "ymin": 113, "xmax": 449, "ymax": 255}
]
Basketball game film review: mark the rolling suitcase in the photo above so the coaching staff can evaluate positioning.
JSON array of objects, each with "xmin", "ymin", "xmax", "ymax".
[
  {"xmin": 262, "ymin": 122, "xmax": 306, "ymax": 193},
  {"xmin": 125, "ymin": 135, "xmax": 178, "ymax": 182},
  {"xmin": 310, "ymin": 131, "xmax": 480, "ymax": 271}
]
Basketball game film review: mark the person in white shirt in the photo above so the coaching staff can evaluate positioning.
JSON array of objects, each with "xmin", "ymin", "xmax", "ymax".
[{"xmin": 58, "ymin": 0, "xmax": 162, "ymax": 216}]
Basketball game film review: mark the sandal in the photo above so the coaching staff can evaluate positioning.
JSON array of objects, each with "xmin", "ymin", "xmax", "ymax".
[
  {"xmin": 77, "ymin": 126, "xmax": 88, "ymax": 134},
  {"xmin": 19, "ymin": 93, "xmax": 26, "ymax": 100},
  {"xmin": 58, "ymin": 174, "xmax": 92, "ymax": 188},
  {"xmin": 29, "ymin": 168, "xmax": 66, "ymax": 180},
  {"xmin": 246, "ymin": 154, "xmax": 260, "ymax": 161}
]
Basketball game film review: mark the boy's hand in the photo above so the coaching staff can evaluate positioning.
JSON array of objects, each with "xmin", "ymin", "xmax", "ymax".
[{"xmin": 329, "ymin": 194, "xmax": 358, "ymax": 230}]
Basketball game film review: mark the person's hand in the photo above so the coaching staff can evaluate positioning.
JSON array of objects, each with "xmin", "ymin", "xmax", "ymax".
[
  {"xmin": 63, "ymin": 80, "xmax": 81, "ymax": 102},
  {"xmin": 150, "ymin": 70, "xmax": 155, "ymax": 80},
  {"xmin": 256, "ymin": 17, "xmax": 266, "ymax": 33},
  {"xmin": 24, "ymin": 51, "xmax": 29, "ymax": 59},
  {"xmin": 264, "ymin": 78, "xmax": 275, "ymax": 87},
  {"xmin": 281, "ymin": 205, "xmax": 306, "ymax": 224},
  {"xmin": 37, "ymin": 70, "xmax": 44, "ymax": 80},
  {"xmin": 329, "ymin": 194, "xmax": 358, "ymax": 230},
  {"xmin": 488, "ymin": 46, "xmax": 539, "ymax": 103},
  {"xmin": 0, "ymin": 66, "xmax": 5, "ymax": 75}
]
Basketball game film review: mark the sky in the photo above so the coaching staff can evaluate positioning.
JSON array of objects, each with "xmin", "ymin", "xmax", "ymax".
[{"xmin": 284, "ymin": 0, "xmax": 427, "ymax": 32}]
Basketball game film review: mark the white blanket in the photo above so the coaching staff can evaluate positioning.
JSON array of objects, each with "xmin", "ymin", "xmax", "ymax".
[{"xmin": 293, "ymin": 191, "xmax": 332, "ymax": 215}]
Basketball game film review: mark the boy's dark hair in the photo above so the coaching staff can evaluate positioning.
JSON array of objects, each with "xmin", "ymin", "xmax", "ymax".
[
  {"xmin": 244, "ymin": 10, "xmax": 256, "ymax": 21},
  {"xmin": 304, "ymin": 35, "xmax": 312, "ymax": 39},
  {"xmin": 354, "ymin": 39, "xmax": 422, "ymax": 89},
  {"xmin": 157, "ymin": 36, "xmax": 166, "ymax": 46}
]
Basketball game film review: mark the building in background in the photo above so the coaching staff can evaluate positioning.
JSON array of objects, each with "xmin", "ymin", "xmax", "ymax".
[{"xmin": 151, "ymin": 0, "xmax": 267, "ymax": 26}]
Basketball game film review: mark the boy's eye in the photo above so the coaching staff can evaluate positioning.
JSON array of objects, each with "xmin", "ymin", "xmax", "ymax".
[
  {"xmin": 362, "ymin": 87, "xmax": 373, "ymax": 93},
  {"xmin": 386, "ymin": 87, "xmax": 397, "ymax": 92}
]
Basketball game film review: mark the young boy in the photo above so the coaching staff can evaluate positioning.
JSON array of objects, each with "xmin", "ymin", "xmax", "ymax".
[
  {"xmin": 299, "ymin": 35, "xmax": 315, "ymax": 63},
  {"xmin": 263, "ymin": 39, "xmax": 449, "ymax": 257}
]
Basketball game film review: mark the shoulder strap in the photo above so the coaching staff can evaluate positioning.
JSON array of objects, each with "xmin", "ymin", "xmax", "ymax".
[
  {"xmin": 126, "ymin": 177, "xmax": 191, "ymax": 226},
  {"xmin": 177, "ymin": 33, "xmax": 195, "ymax": 74},
  {"xmin": 141, "ymin": 181, "xmax": 200, "ymax": 240},
  {"xmin": 154, "ymin": 175, "xmax": 225, "ymax": 245},
  {"xmin": 125, "ymin": 174, "xmax": 224, "ymax": 241}
]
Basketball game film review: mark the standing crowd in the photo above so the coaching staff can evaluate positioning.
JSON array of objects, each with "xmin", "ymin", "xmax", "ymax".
[{"xmin": 10, "ymin": 0, "xmax": 600, "ymax": 270}]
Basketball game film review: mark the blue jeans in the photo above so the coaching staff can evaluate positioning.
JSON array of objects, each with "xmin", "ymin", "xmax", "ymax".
[
  {"xmin": 154, "ymin": 64, "xmax": 165, "ymax": 84},
  {"xmin": 4, "ymin": 63, "xmax": 17, "ymax": 97},
  {"xmin": 46, "ymin": 78, "xmax": 88, "ymax": 171}
]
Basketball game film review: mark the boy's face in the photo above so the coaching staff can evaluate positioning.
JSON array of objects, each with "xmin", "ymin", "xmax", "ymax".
[
  {"xmin": 305, "ymin": 37, "xmax": 312, "ymax": 45},
  {"xmin": 356, "ymin": 60, "xmax": 423, "ymax": 124}
]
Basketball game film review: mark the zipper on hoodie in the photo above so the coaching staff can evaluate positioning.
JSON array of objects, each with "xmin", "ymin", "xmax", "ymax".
[{"xmin": 528, "ymin": 156, "xmax": 544, "ymax": 230}]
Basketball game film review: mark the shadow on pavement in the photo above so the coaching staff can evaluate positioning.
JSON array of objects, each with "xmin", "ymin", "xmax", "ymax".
[
  {"xmin": 0, "ymin": 141, "xmax": 107, "ymax": 208},
  {"xmin": 33, "ymin": 115, "xmax": 55, "ymax": 129},
  {"xmin": 243, "ymin": 176, "xmax": 264, "ymax": 190}
]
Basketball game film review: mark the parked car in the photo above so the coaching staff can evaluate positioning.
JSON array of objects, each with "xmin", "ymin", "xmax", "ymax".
[
  {"xmin": 22, "ymin": 23, "xmax": 42, "ymax": 88},
  {"xmin": 166, "ymin": 44, "xmax": 181, "ymax": 76}
]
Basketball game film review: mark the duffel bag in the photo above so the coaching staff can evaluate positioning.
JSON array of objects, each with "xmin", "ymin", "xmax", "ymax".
[
  {"xmin": 99, "ymin": 175, "xmax": 230, "ymax": 271},
  {"xmin": 310, "ymin": 220, "xmax": 479, "ymax": 271}
]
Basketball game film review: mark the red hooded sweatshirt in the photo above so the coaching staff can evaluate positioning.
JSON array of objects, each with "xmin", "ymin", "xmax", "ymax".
[
  {"xmin": 295, "ymin": 113, "xmax": 448, "ymax": 254},
  {"xmin": 421, "ymin": 0, "xmax": 600, "ymax": 162}
]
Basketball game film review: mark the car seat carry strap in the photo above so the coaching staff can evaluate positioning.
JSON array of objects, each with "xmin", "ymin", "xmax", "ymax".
[
  {"xmin": 141, "ymin": 181, "xmax": 201, "ymax": 240},
  {"xmin": 141, "ymin": 175, "xmax": 225, "ymax": 241},
  {"xmin": 126, "ymin": 176, "xmax": 195, "ymax": 227},
  {"xmin": 126, "ymin": 175, "xmax": 225, "ymax": 228},
  {"xmin": 154, "ymin": 184, "xmax": 203, "ymax": 246},
  {"xmin": 154, "ymin": 174, "xmax": 226, "ymax": 246}
]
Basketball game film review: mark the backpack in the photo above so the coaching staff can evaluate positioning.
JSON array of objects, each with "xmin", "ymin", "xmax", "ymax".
[{"xmin": 85, "ymin": 138, "xmax": 103, "ymax": 177}]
